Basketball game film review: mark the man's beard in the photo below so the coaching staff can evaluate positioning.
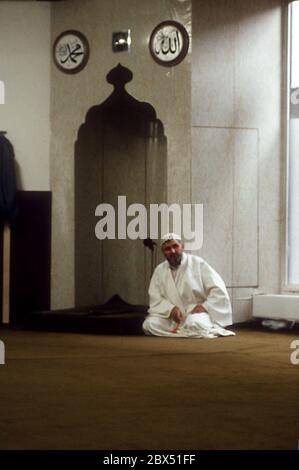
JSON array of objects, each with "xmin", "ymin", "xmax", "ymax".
[{"xmin": 167, "ymin": 253, "xmax": 182, "ymax": 268}]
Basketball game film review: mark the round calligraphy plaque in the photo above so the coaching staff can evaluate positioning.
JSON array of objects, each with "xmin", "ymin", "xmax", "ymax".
[
  {"xmin": 149, "ymin": 21, "xmax": 189, "ymax": 67},
  {"xmin": 53, "ymin": 30, "xmax": 90, "ymax": 74}
]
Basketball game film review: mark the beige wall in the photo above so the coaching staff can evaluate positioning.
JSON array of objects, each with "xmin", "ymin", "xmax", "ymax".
[
  {"xmin": 51, "ymin": 0, "xmax": 192, "ymax": 309},
  {"xmin": 0, "ymin": 0, "xmax": 284, "ymax": 319},
  {"xmin": 0, "ymin": 1, "xmax": 51, "ymax": 190},
  {"xmin": 192, "ymin": 0, "xmax": 284, "ymax": 322}
]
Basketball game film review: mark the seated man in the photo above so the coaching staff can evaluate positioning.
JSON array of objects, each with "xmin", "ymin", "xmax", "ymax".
[{"xmin": 143, "ymin": 233, "xmax": 235, "ymax": 338}]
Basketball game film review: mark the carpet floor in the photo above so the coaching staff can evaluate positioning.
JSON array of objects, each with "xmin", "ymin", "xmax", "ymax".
[{"xmin": 0, "ymin": 324, "xmax": 298, "ymax": 450}]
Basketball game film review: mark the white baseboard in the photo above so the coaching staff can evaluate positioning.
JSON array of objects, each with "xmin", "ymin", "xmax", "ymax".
[{"xmin": 253, "ymin": 294, "xmax": 299, "ymax": 322}]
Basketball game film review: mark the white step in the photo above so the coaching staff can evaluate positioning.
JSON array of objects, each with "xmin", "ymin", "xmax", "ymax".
[{"xmin": 253, "ymin": 294, "xmax": 299, "ymax": 322}]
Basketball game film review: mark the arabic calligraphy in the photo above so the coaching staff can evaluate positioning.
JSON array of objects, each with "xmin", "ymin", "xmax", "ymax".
[
  {"xmin": 57, "ymin": 40, "xmax": 84, "ymax": 68},
  {"xmin": 150, "ymin": 21, "xmax": 189, "ymax": 66},
  {"xmin": 153, "ymin": 27, "xmax": 182, "ymax": 61},
  {"xmin": 54, "ymin": 31, "xmax": 89, "ymax": 73},
  {"xmin": 154, "ymin": 29, "xmax": 181, "ymax": 57}
]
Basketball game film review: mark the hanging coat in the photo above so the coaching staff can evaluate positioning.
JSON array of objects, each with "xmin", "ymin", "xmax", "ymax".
[{"xmin": 0, "ymin": 134, "xmax": 18, "ymax": 224}]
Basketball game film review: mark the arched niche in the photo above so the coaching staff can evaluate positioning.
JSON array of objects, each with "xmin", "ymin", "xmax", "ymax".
[{"xmin": 75, "ymin": 64, "xmax": 167, "ymax": 307}]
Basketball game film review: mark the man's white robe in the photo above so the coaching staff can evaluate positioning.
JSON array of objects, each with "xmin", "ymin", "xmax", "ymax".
[{"xmin": 143, "ymin": 253, "xmax": 235, "ymax": 338}]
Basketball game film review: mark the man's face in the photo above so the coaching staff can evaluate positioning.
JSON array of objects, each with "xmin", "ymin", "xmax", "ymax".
[{"xmin": 162, "ymin": 239, "xmax": 184, "ymax": 267}]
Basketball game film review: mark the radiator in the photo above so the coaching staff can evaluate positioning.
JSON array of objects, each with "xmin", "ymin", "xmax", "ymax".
[{"xmin": 253, "ymin": 294, "xmax": 299, "ymax": 322}]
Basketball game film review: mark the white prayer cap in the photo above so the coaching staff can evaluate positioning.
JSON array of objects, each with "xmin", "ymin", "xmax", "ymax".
[{"xmin": 161, "ymin": 232, "xmax": 182, "ymax": 246}]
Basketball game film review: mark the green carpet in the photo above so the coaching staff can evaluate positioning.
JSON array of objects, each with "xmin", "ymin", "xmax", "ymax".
[{"xmin": 0, "ymin": 324, "xmax": 298, "ymax": 449}]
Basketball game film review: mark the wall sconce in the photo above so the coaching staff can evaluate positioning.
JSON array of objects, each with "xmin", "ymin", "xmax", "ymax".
[{"xmin": 112, "ymin": 30, "xmax": 131, "ymax": 52}]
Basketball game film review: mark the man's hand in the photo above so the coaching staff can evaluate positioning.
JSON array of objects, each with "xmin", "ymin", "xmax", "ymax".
[
  {"xmin": 170, "ymin": 306, "xmax": 184, "ymax": 323},
  {"xmin": 191, "ymin": 304, "xmax": 207, "ymax": 314}
]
